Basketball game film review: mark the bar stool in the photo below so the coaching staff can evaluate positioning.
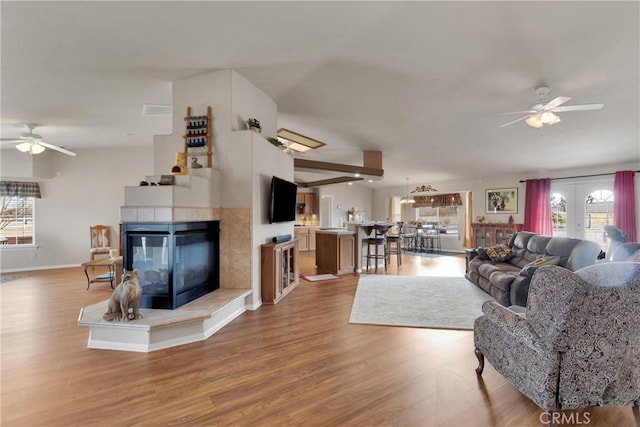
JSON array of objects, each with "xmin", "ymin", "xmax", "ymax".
[
  {"xmin": 424, "ymin": 223, "xmax": 442, "ymax": 253},
  {"xmin": 386, "ymin": 222, "xmax": 403, "ymax": 267},
  {"xmin": 362, "ymin": 224, "xmax": 391, "ymax": 273},
  {"xmin": 415, "ymin": 224, "xmax": 427, "ymax": 252},
  {"xmin": 403, "ymin": 224, "xmax": 417, "ymax": 252}
]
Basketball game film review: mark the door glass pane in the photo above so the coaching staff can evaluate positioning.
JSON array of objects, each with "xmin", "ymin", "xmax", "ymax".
[
  {"xmin": 551, "ymin": 192, "xmax": 567, "ymax": 237},
  {"xmin": 584, "ymin": 190, "xmax": 613, "ymax": 249}
]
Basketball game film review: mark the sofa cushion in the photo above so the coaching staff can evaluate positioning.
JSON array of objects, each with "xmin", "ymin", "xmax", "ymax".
[
  {"xmin": 508, "ymin": 233, "xmax": 549, "ymax": 268},
  {"xmin": 511, "ymin": 232, "xmax": 536, "ymax": 251},
  {"xmin": 485, "ymin": 244, "xmax": 514, "ymax": 262},
  {"xmin": 489, "ymin": 270, "xmax": 518, "ymax": 292},
  {"xmin": 478, "ymin": 262, "xmax": 505, "ymax": 279},
  {"xmin": 527, "ymin": 235, "xmax": 552, "ymax": 254},
  {"xmin": 545, "ymin": 237, "xmax": 580, "ymax": 267}
]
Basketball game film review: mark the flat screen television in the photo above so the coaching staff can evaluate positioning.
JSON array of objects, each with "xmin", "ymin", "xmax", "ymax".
[{"xmin": 269, "ymin": 176, "xmax": 298, "ymax": 223}]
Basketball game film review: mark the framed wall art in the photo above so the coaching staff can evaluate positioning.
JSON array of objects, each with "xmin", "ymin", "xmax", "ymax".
[{"xmin": 485, "ymin": 188, "xmax": 518, "ymax": 213}]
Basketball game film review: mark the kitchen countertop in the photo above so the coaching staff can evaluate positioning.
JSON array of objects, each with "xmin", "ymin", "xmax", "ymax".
[{"xmin": 315, "ymin": 229, "xmax": 355, "ymax": 235}]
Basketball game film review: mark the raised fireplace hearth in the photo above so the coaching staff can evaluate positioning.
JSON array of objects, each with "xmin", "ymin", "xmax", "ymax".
[{"xmin": 122, "ymin": 221, "xmax": 219, "ymax": 309}]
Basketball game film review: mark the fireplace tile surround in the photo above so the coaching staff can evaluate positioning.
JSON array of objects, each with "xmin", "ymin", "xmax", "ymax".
[{"xmin": 120, "ymin": 206, "xmax": 252, "ymax": 293}]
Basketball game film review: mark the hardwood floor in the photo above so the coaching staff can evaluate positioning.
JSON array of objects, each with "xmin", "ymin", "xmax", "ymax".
[{"xmin": 1, "ymin": 252, "xmax": 636, "ymax": 426}]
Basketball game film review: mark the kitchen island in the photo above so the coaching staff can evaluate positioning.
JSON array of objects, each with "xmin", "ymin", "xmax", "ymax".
[{"xmin": 315, "ymin": 229, "xmax": 356, "ymax": 275}]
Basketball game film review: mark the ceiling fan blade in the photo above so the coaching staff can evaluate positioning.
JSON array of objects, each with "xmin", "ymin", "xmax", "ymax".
[
  {"xmin": 552, "ymin": 103, "xmax": 604, "ymax": 112},
  {"xmin": 1, "ymin": 138, "xmax": 21, "ymax": 143},
  {"xmin": 37, "ymin": 141, "xmax": 77, "ymax": 156},
  {"xmin": 542, "ymin": 96, "xmax": 572, "ymax": 110},
  {"xmin": 500, "ymin": 110, "xmax": 535, "ymax": 115},
  {"xmin": 500, "ymin": 115, "xmax": 531, "ymax": 128}
]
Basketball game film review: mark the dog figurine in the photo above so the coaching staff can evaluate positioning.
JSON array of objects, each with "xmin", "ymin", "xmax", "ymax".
[{"xmin": 103, "ymin": 268, "xmax": 143, "ymax": 322}]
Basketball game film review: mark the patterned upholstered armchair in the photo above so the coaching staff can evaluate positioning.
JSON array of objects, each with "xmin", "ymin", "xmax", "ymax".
[{"xmin": 474, "ymin": 262, "xmax": 640, "ymax": 422}]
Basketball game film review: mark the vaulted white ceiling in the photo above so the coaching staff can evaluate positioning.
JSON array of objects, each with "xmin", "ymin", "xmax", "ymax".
[{"xmin": 2, "ymin": 1, "xmax": 638, "ymax": 187}]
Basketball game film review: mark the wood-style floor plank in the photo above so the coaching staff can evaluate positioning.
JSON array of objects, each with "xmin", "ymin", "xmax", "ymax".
[{"xmin": 1, "ymin": 252, "xmax": 636, "ymax": 426}]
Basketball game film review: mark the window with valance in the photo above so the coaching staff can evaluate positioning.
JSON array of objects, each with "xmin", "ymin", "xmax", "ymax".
[
  {"xmin": 1, "ymin": 181, "xmax": 41, "ymax": 246},
  {"xmin": 413, "ymin": 193, "xmax": 462, "ymax": 208},
  {"xmin": 0, "ymin": 181, "xmax": 42, "ymax": 198},
  {"xmin": 414, "ymin": 193, "xmax": 463, "ymax": 235}
]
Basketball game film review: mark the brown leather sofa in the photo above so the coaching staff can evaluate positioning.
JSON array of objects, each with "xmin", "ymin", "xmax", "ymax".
[{"xmin": 466, "ymin": 231, "xmax": 601, "ymax": 306}]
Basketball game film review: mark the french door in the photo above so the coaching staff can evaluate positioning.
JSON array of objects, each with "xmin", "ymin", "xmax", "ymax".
[{"xmin": 551, "ymin": 178, "xmax": 614, "ymax": 248}]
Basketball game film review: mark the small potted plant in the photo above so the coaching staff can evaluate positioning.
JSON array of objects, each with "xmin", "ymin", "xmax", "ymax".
[
  {"xmin": 267, "ymin": 137, "xmax": 283, "ymax": 148},
  {"xmin": 246, "ymin": 118, "xmax": 261, "ymax": 133}
]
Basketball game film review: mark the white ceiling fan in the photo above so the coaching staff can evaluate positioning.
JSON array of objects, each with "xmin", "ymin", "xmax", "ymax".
[
  {"xmin": 500, "ymin": 86, "xmax": 604, "ymax": 128},
  {"xmin": 0, "ymin": 123, "xmax": 76, "ymax": 156}
]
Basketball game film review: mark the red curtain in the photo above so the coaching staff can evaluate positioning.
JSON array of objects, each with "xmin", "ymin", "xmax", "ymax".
[
  {"xmin": 613, "ymin": 170, "xmax": 637, "ymax": 242},
  {"xmin": 523, "ymin": 178, "xmax": 552, "ymax": 236}
]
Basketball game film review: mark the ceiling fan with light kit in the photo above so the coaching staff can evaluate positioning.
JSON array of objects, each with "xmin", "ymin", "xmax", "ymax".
[
  {"xmin": 500, "ymin": 86, "xmax": 604, "ymax": 129},
  {"xmin": 0, "ymin": 123, "xmax": 76, "ymax": 156}
]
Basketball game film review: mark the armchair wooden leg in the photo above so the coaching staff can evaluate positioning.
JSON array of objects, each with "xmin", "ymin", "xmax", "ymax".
[
  {"xmin": 474, "ymin": 347, "xmax": 484, "ymax": 375},
  {"xmin": 632, "ymin": 402, "xmax": 639, "ymax": 427}
]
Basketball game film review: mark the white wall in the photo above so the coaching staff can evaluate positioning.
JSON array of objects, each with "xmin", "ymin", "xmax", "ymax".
[
  {"xmin": 318, "ymin": 183, "xmax": 374, "ymax": 227},
  {"xmin": 1, "ymin": 150, "xmax": 34, "ymax": 178},
  {"xmin": 215, "ymin": 130, "xmax": 294, "ymax": 307},
  {"xmin": 154, "ymin": 69, "xmax": 278, "ymax": 177},
  {"xmin": 231, "ymin": 70, "xmax": 278, "ymax": 138},
  {"xmin": 1, "ymin": 147, "xmax": 152, "ymax": 272},
  {"xmin": 251, "ymin": 135, "xmax": 295, "ymax": 307}
]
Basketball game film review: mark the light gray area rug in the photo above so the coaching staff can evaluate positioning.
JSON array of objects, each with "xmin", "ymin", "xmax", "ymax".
[{"xmin": 349, "ymin": 275, "xmax": 493, "ymax": 330}]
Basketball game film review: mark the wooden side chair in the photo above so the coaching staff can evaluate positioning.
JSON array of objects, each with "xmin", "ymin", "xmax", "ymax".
[{"xmin": 90, "ymin": 225, "xmax": 112, "ymax": 262}]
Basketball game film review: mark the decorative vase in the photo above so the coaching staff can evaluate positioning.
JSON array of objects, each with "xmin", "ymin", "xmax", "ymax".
[{"xmin": 171, "ymin": 152, "xmax": 188, "ymax": 175}]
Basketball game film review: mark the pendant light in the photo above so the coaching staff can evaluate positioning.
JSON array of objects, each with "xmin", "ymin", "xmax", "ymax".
[{"xmin": 400, "ymin": 178, "xmax": 416, "ymax": 204}]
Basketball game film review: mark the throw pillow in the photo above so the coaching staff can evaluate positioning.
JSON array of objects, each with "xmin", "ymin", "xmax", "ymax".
[
  {"xmin": 485, "ymin": 244, "xmax": 514, "ymax": 262},
  {"xmin": 519, "ymin": 256, "xmax": 561, "ymax": 278},
  {"xmin": 532, "ymin": 255, "xmax": 561, "ymax": 267},
  {"xmin": 476, "ymin": 248, "xmax": 490, "ymax": 260}
]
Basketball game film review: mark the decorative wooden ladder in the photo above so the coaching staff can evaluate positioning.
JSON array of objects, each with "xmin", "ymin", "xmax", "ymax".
[{"xmin": 183, "ymin": 106, "xmax": 213, "ymax": 168}]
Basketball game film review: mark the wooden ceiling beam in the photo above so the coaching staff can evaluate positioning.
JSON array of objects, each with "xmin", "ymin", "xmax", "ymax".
[
  {"xmin": 296, "ymin": 176, "xmax": 364, "ymax": 188},
  {"xmin": 293, "ymin": 158, "xmax": 384, "ymax": 177}
]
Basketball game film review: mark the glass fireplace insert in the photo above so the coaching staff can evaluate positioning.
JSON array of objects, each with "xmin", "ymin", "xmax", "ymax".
[{"xmin": 122, "ymin": 221, "xmax": 220, "ymax": 309}]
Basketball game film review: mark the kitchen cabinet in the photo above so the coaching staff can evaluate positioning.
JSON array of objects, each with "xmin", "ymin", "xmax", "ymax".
[
  {"xmin": 295, "ymin": 228, "xmax": 309, "ymax": 251},
  {"xmin": 294, "ymin": 227, "xmax": 317, "ymax": 252},
  {"xmin": 309, "ymin": 228, "xmax": 316, "ymax": 251},
  {"xmin": 303, "ymin": 193, "xmax": 316, "ymax": 214},
  {"xmin": 296, "ymin": 192, "xmax": 316, "ymax": 215}
]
